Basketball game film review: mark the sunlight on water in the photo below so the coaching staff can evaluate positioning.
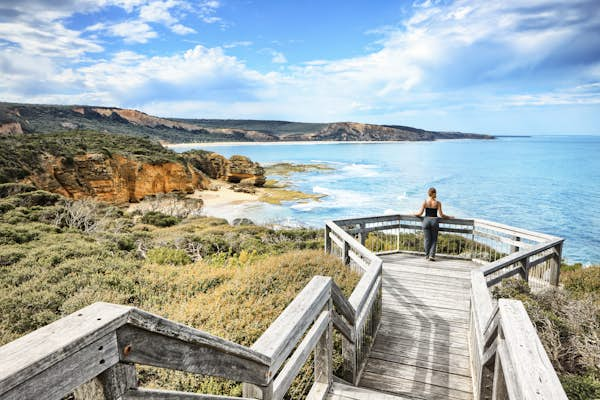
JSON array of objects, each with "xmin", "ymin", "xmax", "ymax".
[{"xmin": 175, "ymin": 136, "xmax": 600, "ymax": 264}]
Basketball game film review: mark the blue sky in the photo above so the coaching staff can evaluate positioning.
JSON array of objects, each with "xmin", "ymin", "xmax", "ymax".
[{"xmin": 1, "ymin": 0, "xmax": 599, "ymax": 134}]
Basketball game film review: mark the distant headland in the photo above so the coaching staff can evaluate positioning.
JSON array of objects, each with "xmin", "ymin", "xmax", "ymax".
[{"xmin": 0, "ymin": 102, "xmax": 494, "ymax": 143}]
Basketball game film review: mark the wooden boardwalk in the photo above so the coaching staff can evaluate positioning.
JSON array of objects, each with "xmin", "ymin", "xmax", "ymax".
[{"xmin": 331, "ymin": 253, "xmax": 479, "ymax": 400}]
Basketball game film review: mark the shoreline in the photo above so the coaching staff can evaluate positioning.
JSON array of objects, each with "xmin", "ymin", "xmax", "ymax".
[{"xmin": 165, "ymin": 138, "xmax": 488, "ymax": 148}]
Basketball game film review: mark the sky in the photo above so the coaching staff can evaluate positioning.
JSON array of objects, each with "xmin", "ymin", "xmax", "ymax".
[{"xmin": 0, "ymin": 0, "xmax": 599, "ymax": 135}]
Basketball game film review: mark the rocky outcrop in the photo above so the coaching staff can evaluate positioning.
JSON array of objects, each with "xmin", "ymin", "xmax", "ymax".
[
  {"xmin": 26, "ymin": 153, "xmax": 210, "ymax": 204},
  {"xmin": 0, "ymin": 122, "xmax": 23, "ymax": 136},
  {"xmin": 184, "ymin": 151, "xmax": 265, "ymax": 186}
]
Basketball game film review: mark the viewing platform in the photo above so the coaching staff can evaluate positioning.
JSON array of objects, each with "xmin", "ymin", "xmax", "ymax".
[{"xmin": 0, "ymin": 215, "xmax": 568, "ymax": 400}]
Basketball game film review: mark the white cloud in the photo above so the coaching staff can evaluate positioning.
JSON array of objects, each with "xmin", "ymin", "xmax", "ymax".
[
  {"xmin": 1, "ymin": 0, "xmax": 599, "ymax": 134},
  {"xmin": 107, "ymin": 20, "xmax": 158, "ymax": 43},
  {"xmin": 170, "ymin": 23, "xmax": 196, "ymax": 35},
  {"xmin": 271, "ymin": 51, "xmax": 287, "ymax": 64},
  {"xmin": 223, "ymin": 41, "xmax": 253, "ymax": 49}
]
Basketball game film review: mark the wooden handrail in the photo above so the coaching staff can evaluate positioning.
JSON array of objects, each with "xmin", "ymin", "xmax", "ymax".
[
  {"xmin": 251, "ymin": 276, "xmax": 331, "ymax": 376},
  {"xmin": 0, "ymin": 214, "xmax": 566, "ymax": 400},
  {"xmin": 469, "ymin": 270, "xmax": 568, "ymax": 399}
]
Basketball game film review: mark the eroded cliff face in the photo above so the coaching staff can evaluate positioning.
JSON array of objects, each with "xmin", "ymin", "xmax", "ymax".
[
  {"xmin": 185, "ymin": 152, "xmax": 266, "ymax": 186},
  {"xmin": 26, "ymin": 154, "xmax": 211, "ymax": 203},
  {"xmin": 0, "ymin": 122, "xmax": 23, "ymax": 136},
  {"xmin": 22, "ymin": 151, "xmax": 266, "ymax": 204}
]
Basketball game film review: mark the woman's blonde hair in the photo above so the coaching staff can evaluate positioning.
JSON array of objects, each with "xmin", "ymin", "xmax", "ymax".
[{"xmin": 428, "ymin": 187, "xmax": 437, "ymax": 198}]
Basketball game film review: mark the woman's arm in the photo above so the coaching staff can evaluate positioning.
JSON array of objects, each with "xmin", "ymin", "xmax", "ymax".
[
  {"xmin": 414, "ymin": 201, "xmax": 425, "ymax": 217},
  {"xmin": 438, "ymin": 202, "xmax": 454, "ymax": 219}
]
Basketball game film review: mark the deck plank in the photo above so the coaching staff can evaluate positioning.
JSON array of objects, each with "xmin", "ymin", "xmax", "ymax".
[{"xmin": 356, "ymin": 253, "xmax": 475, "ymax": 400}]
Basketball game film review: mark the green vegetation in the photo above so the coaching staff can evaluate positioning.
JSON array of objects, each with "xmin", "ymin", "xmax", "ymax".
[
  {"xmin": 264, "ymin": 162, "xmax": 334, "ymax": 176},
  {"xmin": 0, "ymin": 188, "xmax": 359, "ymax": 398},
  {"xmin": 492, "ymin": 264, "xmax": 600, "ymax": 400},
  {"xmin": 141, "ymin": 211, "xmax": 181, "ymax": 227},
  {"xmin": 0, "ymin": 131, "xmax": 183, "ymax": 183}
]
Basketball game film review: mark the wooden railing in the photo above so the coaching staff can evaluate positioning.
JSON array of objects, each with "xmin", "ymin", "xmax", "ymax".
[
  {"xmin": 470, "ymin": 271, "xmax": 567, "ymax": 399},
  {"xmin": 0, "ymin": 215, "xmax": 566, "ymax": 400},
  {"xmin": 324, "ymin": 220, "xmax": 383, "ymax": 385},
  {"xmin": 331, "ymin": 214, "xmax": 564, "ymax": 291},
  {"xmin": 0, "ymin": 218, "xmax": 382, "ymax": 400},
  {"xmin": 331, "ymin": 214, "xmax": 567, "ymax": 399}
]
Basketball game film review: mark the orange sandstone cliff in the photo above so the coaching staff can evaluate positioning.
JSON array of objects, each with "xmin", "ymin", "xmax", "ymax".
[
  {"xmin": 23, "ymin": 152, "xmax": 266, "ymax": 204},
  {"xmin": 26, "ymin": 153, "xmax": 210, "ymax": 203}
]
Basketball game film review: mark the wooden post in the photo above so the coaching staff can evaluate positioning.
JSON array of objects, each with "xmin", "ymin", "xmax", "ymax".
[
  {"xmin": 549, "ymin": 241, "xmax": 563, "ymax": 286},
  {"xmin": 492, "ymin": 346, "xmax": 509, "ymax": 400},
  {"xmin": 343, "ymin": 240, "xmax": 350, "ymax": 266},
  {"xmin": 358, "ymin": 223, "xmax": 366, "ymax": 246},
  {"xmin": 510, "ymin": 236, "xmax": 521, "ymax": 253},
  {"xmin": 314, "ymin": 300, "xmax": 333, "ymax": 389},
  {"xmin": 518, "ymin": 259, "xmax": 529, "ymax": 282},
  {"xmin": 73, "ymin": 363, "xmax": 137, "ymax": 400},
  {"xmin": 242, "ymin": 383, "xmax": 273, "ymax": 400},
  {"xmin": 325, "ymin": 225, "xmax": 332, "ymax": 255}
]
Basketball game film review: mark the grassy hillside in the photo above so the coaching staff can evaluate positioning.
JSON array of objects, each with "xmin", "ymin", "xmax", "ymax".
[
  {"xmin": 0, "ymin": 131, "xmax": 184, "ymax": 183},
  {"xmin": 0, "ymin": 102, "xmax": 493, "ymax": 143},
  {"xmin": 0, "ymin": 184, "xmax": 360, "ymax": 397}
]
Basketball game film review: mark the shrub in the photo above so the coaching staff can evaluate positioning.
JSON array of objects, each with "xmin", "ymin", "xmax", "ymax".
[
  {"xmin": 560, "ymin": 374, "xmax": 600, "ymax": 400},
  {"xmin": 0, "ymin": 224, "xmax": 39, "ymax": 245},
  {"xmin": 141, "ymin": 211, "xmax": 181, "ymax": 227},
  {"xmin": 146, "ymin": 247, "xmax": 191, "ymax": 265},
  {"xmin": 561, "ymin": 266, "xmax": 600, "ymax": 296},
  {"xmin": 0, "ymin": 183, "xmax": 36, "ymax": 198}
]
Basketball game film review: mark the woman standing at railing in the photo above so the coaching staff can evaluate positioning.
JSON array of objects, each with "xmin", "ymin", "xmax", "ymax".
[{"xmin": 414, "ymin": 187, "xmax": 454, "ymax": 261}]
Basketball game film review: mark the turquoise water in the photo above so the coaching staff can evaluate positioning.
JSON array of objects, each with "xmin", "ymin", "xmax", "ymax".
[{"xmin": 174, "ymin": 136, "xmax": 600, "ymax": 264}]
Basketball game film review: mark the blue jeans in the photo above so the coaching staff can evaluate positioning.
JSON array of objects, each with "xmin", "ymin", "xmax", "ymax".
[{"xmin": 422, "ymin": 217, "xmax": 439, "ymax": 258}]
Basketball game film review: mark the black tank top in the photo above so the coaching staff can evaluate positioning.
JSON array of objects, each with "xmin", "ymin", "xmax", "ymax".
[{"xmin": 425, "ymin": 207, "xmax": 437, "ymax": 217}]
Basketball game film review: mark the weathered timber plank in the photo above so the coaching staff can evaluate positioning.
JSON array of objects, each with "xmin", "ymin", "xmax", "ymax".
[
  {"xmin": 252, "ymin": 276, "xmax": 331, "ymax": 376},
  {"xmin": 363, "ymin": 357, "xmax": 473, "ymax": 393},
  {"xmin": 382, "ymin": 263, "xmax": 473, "ymax": 278},
  {"xmin": 481, "ymin": 238, "xmax": 563, "ymax": 276},
  {"xmin": 383, "ymin": 270, "xmax": 471, "ymax": 285},
  {"xmin": 306, "ymin": 381, "xmax": 329, "ymax": 400},
  {"xmin": 381, "ymin": 293, "xmax": 470, "ymax": 312},
  {"xmin": 381, "ymin": 281, "xmax": 471, "ymax": 297},
  {"xmin": 326, "ymin": 221, "xmax": 375, "ymax": 261},
  {"xmin": 328, "ymin": 382, "xmax": 414, "ymax": 400},
  {"xmin": 127, "ymin": 308, "xmax": 269, "ymax": 365},
  {"xmin": 380, "ymin": 298, "xmax": 471, "ymax": 316},
  {"xmin": 376, "ymin": 324, "xmax": 467, "ymax": 343},
  {"xmin": 273, "ymin": 310, "xmax": 330, "ymax": 399},
  {"xmin": 348, "ymin": 250, "xmax": 368, "ymax": 271},
  {"xmin": 498, "ymin": 300, "xmax": 568, "ymax": 399},
  {"xmin": 373, "ymin": 330, "xmax": 469, "ymax": 351},
  {"xmin": 117, "ymin": 325, "xmax": 269, "ymax": 386},
  {"xmin": 0, "ymin": 302, "xmax": 131, "ymax": 397},
  {"xmin": 331, "ymin": 282, "xmax": 355, "ymax": 325},
  {"xmin": 1, "ymin": 332, "xmax": 119, "ymax": 400},
  {"xmin": 473, "ymin": 219, "xmax": 557, "ymax": 242},
  {"xmin": 379, "ymin": 318, "xmax": 470, "ymax": 335},
  {"xmin": 332, "ymin": 311, "xmax": 354, "ymax": 343},
  {"xmin": 73, "ymin": 362, "xmax": 138, "ymax": 400},
  {"xmin": 371, "ymin": 336, "xmax": 470, "ymax": 358},
  {"xmin": 381, "ymin": 309, "xmax": 470, "ymax": 324},
  {"xmin": 380, "ymin": 308, "xmax": 471, "ymax": 325},
  {"xmin": 349, "ymin": 263, "xmax": 382, "ymax": 315},
  {"xmin": 382, "ymin": 288, "xmax": 471, "ymax": 304},
  {"xmin": 368, "ymin": 349, "xmax": 471, "ymax": 377},
  {"xmin": 123, "ymin": 388, "xmax": 252, "ymax": 399},
  {"xmin": 359, "ymin": 371, "xmax": 473, "ymax": 400},
  {"xmin": 384, "ymin": 264, "xmax": 475, "ymax": 276}
]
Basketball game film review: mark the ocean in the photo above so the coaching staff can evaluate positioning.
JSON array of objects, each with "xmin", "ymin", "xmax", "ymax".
[{"xmin": 173, "ymin": 136, "xmax": 600, "ymax": 264}]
